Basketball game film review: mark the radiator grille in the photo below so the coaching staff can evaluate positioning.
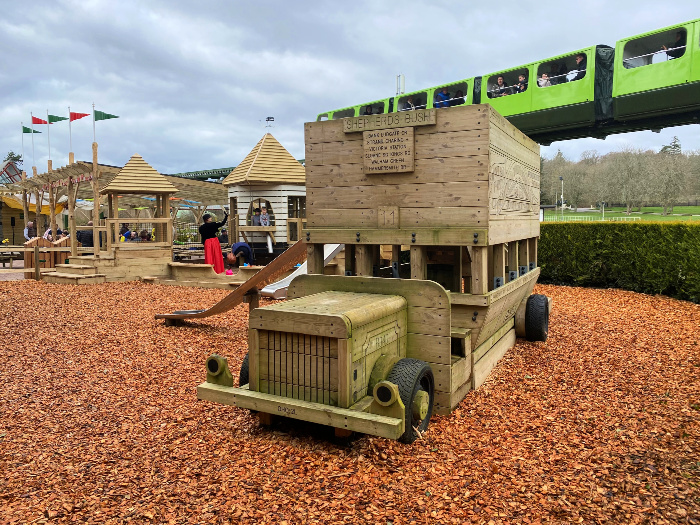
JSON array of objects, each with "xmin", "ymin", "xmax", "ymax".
[{"xmin": 258, "ymin": 330, "xmax": 339, "ymax": 406}]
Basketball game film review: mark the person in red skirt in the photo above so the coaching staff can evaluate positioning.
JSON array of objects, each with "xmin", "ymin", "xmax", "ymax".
[{"xmin": 199, "ymin": 212, "xmax": 228, "ymax": 274}]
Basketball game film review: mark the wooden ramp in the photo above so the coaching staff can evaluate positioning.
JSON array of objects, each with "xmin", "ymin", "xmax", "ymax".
[{"xmin": 155, "ymin": 240, "xmax": 307, "ymax": 321}]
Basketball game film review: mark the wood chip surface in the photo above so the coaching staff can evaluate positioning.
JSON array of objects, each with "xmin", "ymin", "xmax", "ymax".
[{"xmin": 0, "ymin": 281, "xmax": 698, "ymax": 524}]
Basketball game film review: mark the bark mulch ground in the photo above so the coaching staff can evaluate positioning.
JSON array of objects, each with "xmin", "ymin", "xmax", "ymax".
[{"xmin": 0, "ymin": 281, "xmax": 698, "ymax": 524}]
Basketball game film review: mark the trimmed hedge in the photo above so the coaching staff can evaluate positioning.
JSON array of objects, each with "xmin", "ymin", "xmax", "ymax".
[{"xmin": 539, "ymin": 222, "xmax": 700, "ymax": 303}]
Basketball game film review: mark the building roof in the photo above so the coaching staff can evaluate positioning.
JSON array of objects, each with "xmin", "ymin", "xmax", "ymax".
[
  {"xmin": 100, "ymin": 154, "xmax": 179, "ymax": 195},
  {"xmin": 222, "ymin": 133, "xmax": 305, "ymax": 186}
]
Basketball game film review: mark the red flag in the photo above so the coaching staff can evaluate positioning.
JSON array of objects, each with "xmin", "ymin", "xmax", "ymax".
[
  {"xmin": 70, "ymin": 112, "xmax": 89, "ymax": 122},
  {"xmin": 32, "ymin": 116, "xmax": 48, "ymax": 124}
]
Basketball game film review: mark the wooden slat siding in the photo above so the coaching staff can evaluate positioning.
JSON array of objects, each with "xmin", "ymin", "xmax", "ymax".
[
  {"xmin": 304, "ymin": 105, "xmax": 491, "ymax": 144},
  {"xmin": 474, "ymin": 273, "xmax": 538, "ymax": 348},
  {"xmin": 434, "ymin": 380, "xmax": 472, "ymax": 415},
  {"xmin": 405, "ymin": 333, "xmax": 452, "ymax": 365},
  {"xmin": 308, "ymin": 181, "xmax": 486, "ymax": 210},
  {"xmin": 228, "ymin": 184, "xmax": 305, "ymax": 245},
  {"xmin": 487, "ymin": 219, "xmax": 540, "ymax": 246},
  {"xmin": 472, "ymin": 329, "xmax": 516, "ymax": 389},
  {"xmin": 306, "ymin": 132, "xmax": 489, "ymax": 167},
  {"xmin": 305, "ymin": 156, "xmax": 489, "ymax": 188},
  {"xmin": 472, "ymin": 319, "xmax": 515, "ymax": 364}
]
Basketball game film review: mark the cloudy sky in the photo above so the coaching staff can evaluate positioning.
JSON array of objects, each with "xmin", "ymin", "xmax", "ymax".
[{"xmin": 2, "ymin": 1, "xmax": 698, "ymax": 175}]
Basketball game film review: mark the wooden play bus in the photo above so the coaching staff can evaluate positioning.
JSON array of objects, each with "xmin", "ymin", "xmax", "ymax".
[{"xmin": 197, "ymin": 104, "xmax": 550, "ymax": 443}]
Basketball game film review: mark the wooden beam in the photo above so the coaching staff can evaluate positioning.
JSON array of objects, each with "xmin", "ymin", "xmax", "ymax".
[
  {"xmin": 355, "ymin": 244, "xmax": 373, "ymax": 276},
  {"xmin": 470, "ymin": 246, "xmax": 488, "ymax": 295},
  {"xmin": 344, "ymin": 244, "xmax": 355, "ymax": 276},
  {"xmin": 306, "ymin": 243, "xmax": 324, "ymax": 274},
  {"xmin": 528, "ymin": 237, "xmax": 538, "ymax": 268},
  {"xmin": 518, "ymin": 238, "xmax": 530, "ymax": 276},
  {"xmin": 410, "ymin": 245, "xmax": 427, "ymax": 280},
  {"xmin": 491, "ymin": 243, "xmax": 506, "ymax": 290},
  {"xmin": 507, "ymin": 240, "xmax": 519, "ymax": 282}
]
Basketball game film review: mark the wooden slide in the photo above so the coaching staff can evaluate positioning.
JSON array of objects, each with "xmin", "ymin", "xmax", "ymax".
[{"xmin": 155, "ymin": 241, "xmax": 307, "ymax": 321}]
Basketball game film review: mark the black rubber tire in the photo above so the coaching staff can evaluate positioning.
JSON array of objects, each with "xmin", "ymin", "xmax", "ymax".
[
  {"xmin": 239, "ymin": 353, "xmax": 250, "ymax": 386},
  {"xmin": 386, "ymin": 358, "xmax": 434, "ymax": 444},
  {"xmin": 525, "ymin": 294, "xmax": 549, "ymax": 342}
]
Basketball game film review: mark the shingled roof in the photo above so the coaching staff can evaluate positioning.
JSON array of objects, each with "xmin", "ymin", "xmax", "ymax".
[
  {"xmin": 100, "ymin": 154, "xmax": 179, "ymax": 195},
  {"xmin": 222, "ymin": 133, "xmax": 305, "ymax": 186}
]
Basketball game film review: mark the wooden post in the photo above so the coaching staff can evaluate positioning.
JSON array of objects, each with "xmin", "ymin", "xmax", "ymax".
[
  {"xmin": 391, "ymin": 245, "xmax": 401, "ymax": 278},
  {"xmin": 462, "ymin": 246, "xmax": 472, "ymax": 293},
  {"xmin": 470, "ymin": 246, "xmax": 488, "ymax": 295},
  {"xmin": 518, "ymin": 238, "xmax": 530, "ymax": 276},
  {"xmin": 68, "ymin": 174, "xmax": 77, "ymax": 257},
  {"xmin": 34, "ymin": 245, "xmax": 40, "ymax": 280},
  {"xmin": 306, "ymin": 243, "xmax": 324, "ymax": 274},
  {"xmin": 508, "ymin": 240, "xmax": 519, "ymax": 282},
  {"xmin": 492, "ymin": 243, "xmax": 506, "ymax": 290},
  {"xmin": 48, "ymin": 160, "xmax": 58, "ymax": 242},
  {"xmin": 528, "ymin": 237, "xmax": 537, "ymax": 269},
  {"xmin": 356, "ymin": 244, "xmax": 373, "ymax": 277},
  {"xmin": 452, "ymin": 246, "xmax": 463, "ymax": 292},
  {"xmin": 92, "ymin": 143, "xmax": 100, "ymax": 256},
  {"xmin": 229, "ymin": 196, "xmax": 237, "ymax": 244},
  {"xmin": 410, "ymin": 245, "xmax": 427, "ymax": 280}
]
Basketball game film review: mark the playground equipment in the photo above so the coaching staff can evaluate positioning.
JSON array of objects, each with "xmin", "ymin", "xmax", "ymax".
[{"xmin": 196, "ymin": 104, "xmax": 550, "ymax": 443}]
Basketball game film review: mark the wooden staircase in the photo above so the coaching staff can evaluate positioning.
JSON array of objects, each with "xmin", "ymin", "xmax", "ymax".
[{"xmin": 43, "ymin": 264, "xmax": 107, "ymax": 285}]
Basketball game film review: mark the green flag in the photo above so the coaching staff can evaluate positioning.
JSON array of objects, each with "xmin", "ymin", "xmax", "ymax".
[
  {"xmin": 22, "ymin": 126, "xmax": 41, "ymax": 133},
  {"xmin": 94, "ymin": 110, "xmax": 119, "ymax": 121},
  {"xmin": 48, "ymin": 114, "xmax": 68, "ymax": 123}
]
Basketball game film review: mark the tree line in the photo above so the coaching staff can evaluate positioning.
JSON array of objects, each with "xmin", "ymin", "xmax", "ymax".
[{"xmin": 540, "ymin": 137, "xmax": 700, "ymax": 215}]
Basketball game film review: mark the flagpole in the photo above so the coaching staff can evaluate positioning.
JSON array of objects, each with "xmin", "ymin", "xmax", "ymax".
[
  {"xmin": 30, "ymin": 113, "xmax": 36, "ymax": 168},
  {"xmin": 68, "ymin": 106, "xmax": 72, "ymax": 153},
  {"xmin": 21, "ymin": 122, "xmax": 25, "ymax": 166},
  {"xmin": 92, "ymin": 102, "xmax": 96, "ymax": 143},
  {"xmin": 46, "ymin": 110, "xmax": 51, "ymax": 161}
]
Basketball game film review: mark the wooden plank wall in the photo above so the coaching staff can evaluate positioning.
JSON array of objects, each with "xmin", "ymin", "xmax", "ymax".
[
  {"xmin": 305, "ymin": 106, "xmax": 491, "ymax": 232},
  {"xmin": 304, "ymin": 104, "xmax": 541, "ymax": 245},
  {"xmin": 228, "ymin": 184, "xmax": 305, "ymax": 245}
]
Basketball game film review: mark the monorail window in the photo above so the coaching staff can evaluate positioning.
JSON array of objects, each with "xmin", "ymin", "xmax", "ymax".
[
  {"xmin": 361, "ymin": 102, "xmax": 385, "ymax": 116},
  {"xmin": 317, "ymin": 113, "xmax": 329, "ymax": 121},
  {"xmin": 432, "ymin": 81, "xmax": 469, "ymax": 107},
  {"xmin": 486, "ymin": 69, "xmax": 529, "ymax": 98},
  {"xmin": 331, "ymin": 108, "xmax": 355, "ymax": 120},
  {"xmin": 536, "ymin": 52, "xmax": 587, "ymax": 87},
  {"xmin": 397, "ymin": 92, "xmax": 428, "ymax": 111},
  {"xmin": 622, "ymin": 28, "xmax": 687, "ymax": 69}
]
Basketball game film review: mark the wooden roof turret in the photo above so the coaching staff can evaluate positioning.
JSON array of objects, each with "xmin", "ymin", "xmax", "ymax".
[
  {"xmin": 100, "ymin": 154, "xmax": 178, "ymax": 195},
  {"xmin": 223, "ymin": 133, "xmax": 305, "ymax": 186}
]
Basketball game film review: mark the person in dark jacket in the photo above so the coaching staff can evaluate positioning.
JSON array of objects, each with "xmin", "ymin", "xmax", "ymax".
[
  {"xmin": 76, "ymin": 221, "xmax": 94, "ymax": 247},
  {"xmin": 199, "ymin": 212, "xmax": 228, "ymax": 274},
  {"xmin": 570, "ymin": 53, "xmax": 587, "ymax": 82},
  {"xmin": 662, "ymin": 31, "xmax": 687, "ymax": 59},
  {"xmin": 229, "ymin": 242, "xmax": 254, "ymax": 266}
]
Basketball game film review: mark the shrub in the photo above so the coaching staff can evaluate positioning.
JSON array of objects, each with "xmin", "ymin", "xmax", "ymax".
[{"xmin": 539, "ymin": 222, "xmax": 700, "ymax": 303}]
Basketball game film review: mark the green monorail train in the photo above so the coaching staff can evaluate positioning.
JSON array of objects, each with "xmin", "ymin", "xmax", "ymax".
[{"xmin": 316, "ymin": 19, "xmax": 700, "ymax": 144}]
